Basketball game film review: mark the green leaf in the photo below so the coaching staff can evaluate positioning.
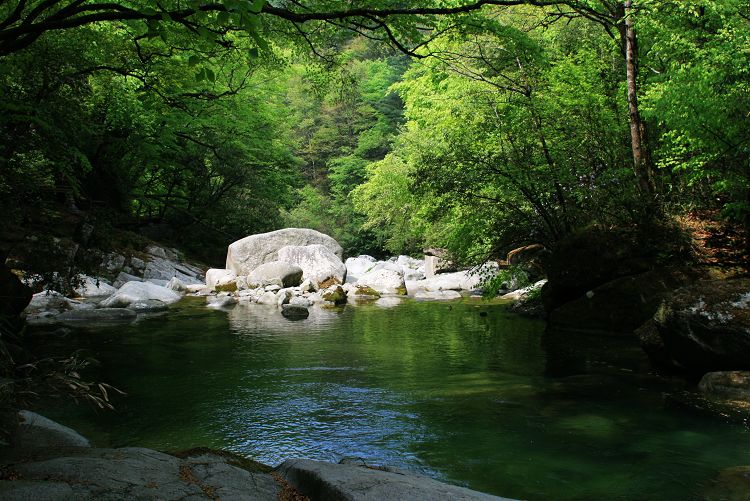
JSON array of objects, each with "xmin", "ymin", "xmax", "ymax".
[
  {"xmin": 217, "ymin": 11, "xmax": 230, "ymax": 25},
  {"xmin": 188, "ymin": 55, "xmax": 201, "ymax": 67},
  {"xmin": 205, "ymin": 68, "xmax": 216, "ymax": 83}
]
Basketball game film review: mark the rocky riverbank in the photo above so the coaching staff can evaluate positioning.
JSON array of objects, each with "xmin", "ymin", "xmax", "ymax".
[
  {"xmin": 20, "ymin": 228, "xmax": 544, "ymax": 328},
  {"xmin": 0, "ymin": 411, "xmax": 513, "ymax": 501}
]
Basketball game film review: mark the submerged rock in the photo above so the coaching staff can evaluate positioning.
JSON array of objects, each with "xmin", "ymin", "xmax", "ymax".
[{"xmin": 281, "ymin": 304, "xmax": 309, "ymax": 320}]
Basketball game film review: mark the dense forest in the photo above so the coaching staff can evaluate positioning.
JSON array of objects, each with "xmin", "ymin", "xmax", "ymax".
[{"xmin": 2, "ymin": 0, "xmax": 749, "ymax": 271}]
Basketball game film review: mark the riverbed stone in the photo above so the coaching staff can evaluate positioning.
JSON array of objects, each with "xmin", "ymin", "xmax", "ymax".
[
  {"xmin": 226, "ymin": 228, "xmax": 343, "ymax": 276},
  {"xmin": 100, "ymin": 281, "xmax": 181, "ymax": 308},
  {"xmin": 277, "ymin": 244, "xmax": 346, "ymax": 287},
  {"xmin": 277, "ymin": 459, "xmax": 514, "ymax": 501}
]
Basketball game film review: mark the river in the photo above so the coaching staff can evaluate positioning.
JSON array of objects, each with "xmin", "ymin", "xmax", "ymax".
[{"xmin": 35, "ymin": 297, "xmax": 750, "ymax": 500}]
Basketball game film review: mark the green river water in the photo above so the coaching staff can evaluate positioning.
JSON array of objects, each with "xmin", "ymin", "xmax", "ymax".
[{"xmin": 35, "ymin": 297, "xmax": 750, "ymax": 500}]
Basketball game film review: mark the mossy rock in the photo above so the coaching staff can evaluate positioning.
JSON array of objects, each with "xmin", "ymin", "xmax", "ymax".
[
  {"xmin": 214, "ymin": 282, "xmax": 238, "ymax": 293},
  {"xmin": 355, "ymin": 286, "xmax": 380, "ymax": 298},
  {"xmin": 395, "ymin": 285, "xmax": 407, "ymax": 296},
  {"xmin": 322, "ymin": 286, "xmax": 347, "ymax": 305}
]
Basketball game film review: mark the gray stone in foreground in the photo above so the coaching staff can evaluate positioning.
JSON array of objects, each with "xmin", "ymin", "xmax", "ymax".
[
  {"xmin": 13, "ymin": 411, "xmax": 91, "ymax": 450},
  {"xmin": 0, "ymin": 448, "xmax": 279, "ymax": 501},
  {"xmin": 277, "ymin": 459, "xmax": 515, "ymax": 501}
]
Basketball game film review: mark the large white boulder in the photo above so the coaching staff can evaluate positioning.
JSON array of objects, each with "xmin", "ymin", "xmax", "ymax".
[
  {"xmin": 205, "ymin": 268, "xmax": 237, "ymax": 288},
  {"xmin": 344, "ymin": 255, "xmax": 377, "ymax": 284},
  {"xmin": 247, "ymin": 261, "xmax": 303, "ymax": 288},
  {"xmin": 277, "ymin": 244, "xmax": 346, "ymax": 286},
  {"xmin": 356, "ymin": 268, "xmax": 406, "ymax": 295},
  {"xmin": 73, "ymin": 275, "xmax": 116, "ymax": 297},
  {"xmin": 226, "ymin": 228, "xmax": 343, "ymax": 276},
  {"xmin": 100, "ymin": 281, "xmax": 181, "ymax": 308},
  {"xmin": 408, "ymin": 263, "xmax": 499, "ymax": 293}
]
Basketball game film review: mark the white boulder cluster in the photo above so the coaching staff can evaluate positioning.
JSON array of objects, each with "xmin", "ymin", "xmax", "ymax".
[
  {"xmin": 22, "ymin": 229, "xmax": 521, "ymax": 325},
  {"xmin": 195, "ymin": 229, "xmax": 505, "ymax": 317},
  {"xmin": 23, "ymin": 243, "xmax": 202, "ymax": 325}
]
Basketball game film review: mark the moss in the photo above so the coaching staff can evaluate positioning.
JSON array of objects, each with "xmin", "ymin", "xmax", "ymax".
[
  {"xmin": 395, "ymin": 285, "xmax": 407, "ymax": 296},
  {"xmin": 322, "ymin": 286, "xmax": 347, "ymax": 305},
  {"xmin": 355, "ymin": 285, "xmax": 381, "ymax": 297},
  {"xmin": 214, "ymin": 282, "xmax": 238, "ymax": 293}
]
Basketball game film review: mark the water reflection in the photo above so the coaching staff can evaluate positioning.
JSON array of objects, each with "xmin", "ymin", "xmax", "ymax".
[{"xmin": 227, "ymin": 303, "xmax": 344, "ymax": 334}]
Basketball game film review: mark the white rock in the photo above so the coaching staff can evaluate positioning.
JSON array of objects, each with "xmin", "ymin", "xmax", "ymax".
[
  {"xmin": 344, "ymin": 256, "xmax": 378, "ymax": 284},
  {"xmin": 257, "ymin": 291, "xmax": 278, "ymax": 305},
  {"xmin": 500, "ymin": 279, "xmax": 547, "ymax": 301},
  {"xmin": 290, "ymin": 296, "xmax": 313, "ymax": 308},
  {"xmin": 226, "ymin": 228, "xmax": 343, "ymax": 276},
  {"xmin": 185, "ymin": 284, "xmax": 205, "ymax": 293},
  {"xmin": 205, "ymin": 268, "xmax": 237, "ymax": 288},
  {"xmin": 396, "ymin": 255, "xmax": 423, "ymax": 270},
  {"xmin": 247, "ymin": 261, "xmax": 304, "ymax": 288},
  {"xmin": 73, "ymin": 275, "xmax": 116, "ymax": 297},
  {"xmin": 100, "ymin": 281, "xmax": 181, "ymax": 308},
  {"xmin": 25, "ymin": 291, "xmax": 73, "ymax": 316},
  {"xmin": 299, "ymin": 278, "xmax": 316, "ymax": 293},
  {"xmin": 356, "ymin": 268, "xmax": 406, "ymax": 295},
  {"xmin": 276, "ymin": 288, "xmax": 293, "ymax": 306},
  {"xmin": 277, "ymin": 244, "xmax": 346, "ymax": 286}
]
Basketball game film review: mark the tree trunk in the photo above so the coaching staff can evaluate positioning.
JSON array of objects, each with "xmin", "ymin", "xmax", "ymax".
[{"xmin": 623, "ymin": 0, "xmax": 656, "ymax": 196}]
